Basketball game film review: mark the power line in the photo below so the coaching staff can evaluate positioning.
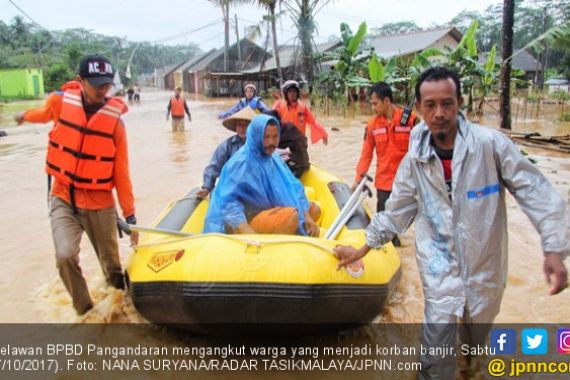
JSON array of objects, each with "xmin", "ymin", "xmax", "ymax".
[
  {"xmin": 319, "ymin": 9, "xmax": 387, "ymax": 27},
  {"xmin": 194, "ymin": 31, "xmax": 226, "ymax": 46},
  {"xmin": 236, "ymin": 17, "xmax": 297, "ymax": 38},
  {"xmin": 7, "ymin": 0, "xmax": 51, "ymax": 33},
  {"xmin": 7, "ymin": 0, "xmax": 56, "ymax": 53},
  {"xmin": 152, "ymin": 20, "xmax": 222, "ymax": 44}
]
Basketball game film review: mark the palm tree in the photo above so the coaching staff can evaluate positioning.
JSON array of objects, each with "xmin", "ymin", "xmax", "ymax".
[
  {"xmin": 10, "ymin": 16, "xmax": 30, "ymax": 46},
  {"xmin": 499, "ymin": 0, "xmax": 515, "ymax": 130},
  {"xmin": 257, "ymin": 0, "xmax": 284, "ymax": 84},
  {"xmin": 284, "ymin": 0, "xmax": 332, "ymax": 90}
]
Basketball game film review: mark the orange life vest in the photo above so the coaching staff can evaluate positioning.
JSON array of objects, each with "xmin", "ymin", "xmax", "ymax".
[
  {"xmin": 45, "ymin": 89, "xmax": 127, "ymax": 191},
  {"xmin": 170, "ymin": 96, "xmax": 185, "ymax": 117},
  {"xmin": 274, "ymin": 100, "xmax": 309, "ymax": 135},
  {"xmin": 356, "ymin": 107, "xmax": 417, "ymax": 191}
]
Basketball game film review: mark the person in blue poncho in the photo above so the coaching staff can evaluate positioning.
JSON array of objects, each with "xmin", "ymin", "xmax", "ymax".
[
  {"xmin": 203, "ymin": 114, "xmax": 320, "ymax": 236},
  {"xmin": 218, "ymin": 83, "xmax": 270, "ymax": 120}
]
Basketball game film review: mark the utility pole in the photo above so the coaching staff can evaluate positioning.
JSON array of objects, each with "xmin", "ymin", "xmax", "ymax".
[
  {"xmin": 222, "ymin": 2, "xmax": 229, "ymax": 72},
  {"xmin": 235, "ymin": 14, "xmax": 241, "ymax": 63},
  {"xmin": 537, "ymin": 6, "xmax": 550, "ymax": 90},
  {"xmin": 499, "ymin": 0, "xmax": 515, "ymax": 130}
]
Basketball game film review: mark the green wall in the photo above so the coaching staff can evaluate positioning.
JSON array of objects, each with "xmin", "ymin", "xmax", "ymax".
[{"xmin": 0, "ymin": 68, "xmax": 45, "ymax": 98}]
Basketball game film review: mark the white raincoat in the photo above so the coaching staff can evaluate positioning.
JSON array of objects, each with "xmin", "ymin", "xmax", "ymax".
[{"xmin": 366, "ymin": 114, "xmax": 570, "ymax": 322}]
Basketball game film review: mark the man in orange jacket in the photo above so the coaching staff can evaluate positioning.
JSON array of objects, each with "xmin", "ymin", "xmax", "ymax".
[
  {"xmin": 15, "ymin": 80, "xmax": 82, "ymax": 125},
  {"xmin": 352, "ymin": 82, "xmax": 418, "ymax": 246},
  {"xmin": 273, "ymin": 80, "xmax": 328, "ymax": 145},
  {"xmin": 166, "ymin": 86, "xmax": 192, "ymax": 132},
  {"xmin": 16, "ymin": 54, "xmax": 138, "ymax": 315}
]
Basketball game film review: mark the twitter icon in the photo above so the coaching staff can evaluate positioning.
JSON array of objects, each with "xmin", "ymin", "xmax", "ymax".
[{"xmin": 522, "ymin": 328, "xmax": 548, "ymax": 354}]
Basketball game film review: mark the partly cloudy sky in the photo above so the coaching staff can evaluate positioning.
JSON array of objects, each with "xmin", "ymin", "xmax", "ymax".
[{"xmin": 1, "ymin": 0, "xmax": 501, "ymax": 49}]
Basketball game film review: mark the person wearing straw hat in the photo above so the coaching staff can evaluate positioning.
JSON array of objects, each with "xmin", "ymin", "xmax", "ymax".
[
  {"xmin": 218, "ymin": 83, "xmax": 270, "ymax": 120},
  {"xmin": 197, "ymin": 107, "xmax": 257, "ymax": 199}
]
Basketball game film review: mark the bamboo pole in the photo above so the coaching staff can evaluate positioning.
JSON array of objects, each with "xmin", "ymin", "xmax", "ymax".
[{"xmin": 514, "ymin": 96, "xmax": 520, "ymax": 124}]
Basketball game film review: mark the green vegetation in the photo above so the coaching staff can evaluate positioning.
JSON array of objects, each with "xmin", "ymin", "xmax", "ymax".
[
  {"xmin": 316, "ymin": 20, "xmax": 500, "ymax": 118},
  {"xmin": 315, "ymin": 22, "xmax": 370, "ymax": 106},
  {"xmin": 0, "ymin": 16, "xmax": 201, "ymax": 91},
  {"xmin": 552, "ymin": 90, "xmax": 570, "ymax": 102}
]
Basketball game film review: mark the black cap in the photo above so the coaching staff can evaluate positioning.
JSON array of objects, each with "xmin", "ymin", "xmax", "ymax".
[{"xmin": 78, "ymin": 54, "xmax": 115, "ymax": 87}]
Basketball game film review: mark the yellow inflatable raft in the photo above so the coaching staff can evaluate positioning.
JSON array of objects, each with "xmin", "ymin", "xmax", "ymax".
[{"xmin": 125, "ymin": 165, "xmax": 401, "ymax": 332}]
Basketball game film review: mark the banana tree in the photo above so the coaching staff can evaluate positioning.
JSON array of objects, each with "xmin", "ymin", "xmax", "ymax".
[
  {"xmin": 316, "ymin": 21, "xmax": 370, "ymax": 104},
  {"xmin": 444, "ymin": 20, "xmax": 499, "ymax": 118},
  {"xmin": 367, "ymin": 48, "xmax": 441, "ymax": 105},
  {"xmin": 477, "ymin": 44, "xmax": 498, "ymax": 116}
]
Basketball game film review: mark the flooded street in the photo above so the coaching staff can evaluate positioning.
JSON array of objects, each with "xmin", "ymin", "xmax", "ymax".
[{"xmin": 0, "ymin": 89, "xmax": 569, "ymax": 325}]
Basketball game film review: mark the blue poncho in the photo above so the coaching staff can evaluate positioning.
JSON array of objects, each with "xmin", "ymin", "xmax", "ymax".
[{"xmin": 203, "ymin": 115, "xmax": 310, "ymax": 234}]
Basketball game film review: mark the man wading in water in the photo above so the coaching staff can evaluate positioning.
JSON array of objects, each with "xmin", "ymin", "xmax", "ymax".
[{"xmin": 335, "ymin": 66, "xmax": 569, "ymax": 379}]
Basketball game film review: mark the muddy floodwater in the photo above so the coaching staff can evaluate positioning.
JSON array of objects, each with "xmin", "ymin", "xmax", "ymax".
[{"xmin": 0, "ymin": 89, "xmax": 568, "ymax": 325}]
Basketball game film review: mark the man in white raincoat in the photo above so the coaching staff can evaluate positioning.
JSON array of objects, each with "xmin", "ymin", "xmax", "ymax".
[{"xmin": 334, "ymin": 66, "xmax": 569, "ymax": 379}]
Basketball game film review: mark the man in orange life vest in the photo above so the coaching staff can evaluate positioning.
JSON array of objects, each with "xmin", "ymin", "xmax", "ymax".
[
  {"xmin": 273, "ymin": 80, "xmax": 328, "ymax": 145},
  {"xmin": 166, "ymin": 86, "xmax": 192, "ymax": 132},
  {"xmin": 15, "ymin": 80, "xmax": 83, "ymax": 125},
  {"xmin": 352, "ymin": 82, "xmax": 418, "ymax": 247},
  {"xmin": 17, "ymin": 54, "xmax": 138, "ymax": 315}
]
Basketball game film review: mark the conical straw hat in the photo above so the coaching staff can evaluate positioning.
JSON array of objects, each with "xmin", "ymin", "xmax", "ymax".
[{"xmin": 222, "ymin": 106, "xmax": 257, "ymax": 132}]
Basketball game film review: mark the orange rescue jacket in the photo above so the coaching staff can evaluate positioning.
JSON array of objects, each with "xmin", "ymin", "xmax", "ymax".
[
  {"xmin": 170, "ymin": 96, "xmax": 186, "ymax": 117},
  {"xmin": 273, "ymin": 100, "xmax": 328, "ymax": 144},
  {"xmin": 22, "ymin": 81, "xmax": 82, "ymax": 124},
  {"xmin": 45, "ymin": 89, "xmax": 127, "ymax": 191},
  {"xmin": 355, "ymin": 107, "xmax": 417, "ymax": 191}
]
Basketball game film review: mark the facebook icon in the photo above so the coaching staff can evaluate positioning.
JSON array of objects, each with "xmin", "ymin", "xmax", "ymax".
[{"xmin": 491, "ymin": 329, "xmax": 517, "ymax": 354}]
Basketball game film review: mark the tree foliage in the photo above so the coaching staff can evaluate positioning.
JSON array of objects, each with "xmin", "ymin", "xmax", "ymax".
[
  {"xmin": 448, "ymin": 0, "xmax": 570, "ymax": 78},
  {"xmin": 316, "ymin": 22, "xmax": 371, "ymax": 104},
  {"xmin": 0, "ymin": 17, "xmax": 201, "ymax": 91},
  {"xmin": 369, "ymin": 21, "xmax": 421, "ymax": 37}
]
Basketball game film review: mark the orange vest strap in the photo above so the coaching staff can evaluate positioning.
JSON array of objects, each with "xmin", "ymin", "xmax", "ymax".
[
  {"xmin": 46, "ymin": 162, "xmax": 113, "ymax": 185},
  {"xmin": 48, "ymin": 141, "xmax": 114, "ymax": 162},
  {"xmin": 57, "ymin": 118, "xmax": 114, "ymax": 139}
]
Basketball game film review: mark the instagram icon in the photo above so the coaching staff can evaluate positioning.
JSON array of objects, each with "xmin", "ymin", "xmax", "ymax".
[{"xmin": 558, "ymin": 329, "xmax": 570, "ymax": 354}]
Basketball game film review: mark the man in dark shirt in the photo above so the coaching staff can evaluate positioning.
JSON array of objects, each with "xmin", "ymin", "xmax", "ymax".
[{"xmin": 264, "ymin": 110, "xmax": 310, "ymax": 178}]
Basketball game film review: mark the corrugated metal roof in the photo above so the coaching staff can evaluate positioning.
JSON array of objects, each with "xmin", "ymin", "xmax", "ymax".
[
  {"xmin": 479, "ymin": 49, "xmax": 541, "ymax": 72},
  {"xmin": 244, "ymin": 41, "xmax": 341, "ymax": 74},
  {"xmin": 159, "ymin": 63, "xmax": 183, "ymax": 78},
  {"xmin": 190, "ymin": 49, "xmax": 223, "ymax": 71},
  {"xmin": 511, "ymin": 50, "xmax": 541, "ymax": 72},
  {"xmin": 368, "ymin": 27, "xmax": 462, "ymax": 59},
  {"xmin": 545, "ymin": 78, "xmax": 569, "ymax": 85},
  {"xmin": 176, "ymin": 49, "xmax": 217, "ymax": 72}
]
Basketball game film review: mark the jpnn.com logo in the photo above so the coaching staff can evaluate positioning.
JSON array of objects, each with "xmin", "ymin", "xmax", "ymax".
[
  {"xmin": 491, "ymin": 329, "xmax": 516, "ymax": 355},
  {"xmin": 522, "ymin": 328, "xmax": 548, "ymax": 355}
]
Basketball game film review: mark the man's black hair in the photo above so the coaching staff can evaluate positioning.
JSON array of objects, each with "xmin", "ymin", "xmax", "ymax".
[
  {"xmin": 369, "ymin": 81, "xmax": 393, "ymax": 102},
  {"xmin": 415, "ymin": 66, "xmax": 462, "ymax": 102}
]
